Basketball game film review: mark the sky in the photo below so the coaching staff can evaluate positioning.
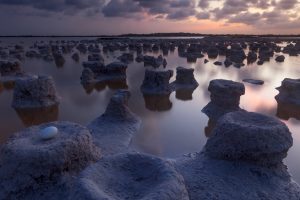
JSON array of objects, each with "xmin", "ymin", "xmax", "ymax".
[{"xmin": 0, "ymin": 0, "xmax": 299, "ymax": 35}]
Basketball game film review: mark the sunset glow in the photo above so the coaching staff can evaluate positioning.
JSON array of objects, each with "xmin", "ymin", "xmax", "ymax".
[{"xmin": 0, "ymin": 0, "xmax": 299, "ymax": 35}]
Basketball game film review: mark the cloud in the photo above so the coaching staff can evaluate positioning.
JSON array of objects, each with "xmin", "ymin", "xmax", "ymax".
[
  {"xmin": 276, "ymin": 0, "xmax": 298, "ymax": 9},
  {"xmin": 0, "ymin": 0, "xmax": 299, "ymax": 32},
  {"xmin": 0, "ymin": 0, "xmax": 105, "ymax": 14}
]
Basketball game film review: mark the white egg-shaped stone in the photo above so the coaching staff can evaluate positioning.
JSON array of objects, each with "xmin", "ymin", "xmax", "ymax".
[{"xmin": 39, "ymin": 126, "xmax": 58, "ymax": 140}]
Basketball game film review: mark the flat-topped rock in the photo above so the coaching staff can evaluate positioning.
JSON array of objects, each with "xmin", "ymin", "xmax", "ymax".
[
  {"xmin": 275, "ymin": 78, "xmax": 300, "ymax": 106},
  {"xmin": 141, "ymin": 69, "xmax": 173, "ymax": 95},
  {"xmin": 0, "ymin": 121, "xmax": 101, "ymax": 200},
  {"xmin": 71, "ymin": 153, "xmax": 189, "ymax": 200},
  {"xmin": 202, "ymin": 79, "xmax": 245, "ymax": 120},
  {"xmin": 12, "ymin": 75, "xmax": 60, "ymax": 109},
  {"xmin": 81, "ymin": 62, "xmax": 127, "ymax": 85},
  {"xmin": 205, "ymin": 111, "xmax": 293, "ymax": 166},
  {"xmin": 171, "ymin": 66, "xmax": 198, "ymax": 88}
]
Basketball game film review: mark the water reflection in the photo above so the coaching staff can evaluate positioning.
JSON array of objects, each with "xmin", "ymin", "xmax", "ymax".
[
  {"xmin": 175, "ymin": 88, "xmax": 196, "ymax": 101},
  {"xmin": 143, "ymin": 94, "xmax": 172, "ymax": 111},
  {"xmin": 277, "ymin": 103, "xmax": 300, "ymax": 120},
  {"xmin": 15, "ymin": 105, "xmax": 59, "ymax": 127},
  {"xmin": 82, "ymin": 80, "xmax": 128, "ymax": 94}
]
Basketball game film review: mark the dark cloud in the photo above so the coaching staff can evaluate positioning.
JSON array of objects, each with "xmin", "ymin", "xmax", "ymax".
[
  {"xmin": 196, "ymin": 12, "xmax": 210, "ymax": 19},
  {"xmin": 276, "ymin": 0, "xmax": 298, "ymax": 9},
  {"xmin": 102, "ymin": 0, "xmax": 142, "ymax": 18},
  {"xmin": 0, "ymin": 0, "xmax": 299, "ymax": 32},
  {"xmin": 0, "ymin": 0, "xmax": 105, "ymax": 12}
]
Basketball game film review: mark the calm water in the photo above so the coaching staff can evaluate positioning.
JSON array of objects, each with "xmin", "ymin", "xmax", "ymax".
[{"xmin": 1, "ymin": 37, "xmax": 300, "ymax": 183}]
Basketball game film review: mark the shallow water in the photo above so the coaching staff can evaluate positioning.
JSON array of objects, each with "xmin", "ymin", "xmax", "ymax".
[{"xmin": 1, "ymin": 37, "xmax": 300, "ymax": 183}]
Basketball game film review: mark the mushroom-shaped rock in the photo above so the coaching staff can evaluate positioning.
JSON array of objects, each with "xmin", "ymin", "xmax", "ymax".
[
  {"xmin": 205, "ymin": 111, "xmax": 293, "ymax": 166},
  {"xmin": 71, "ymin": 153, "xmax": 189, "ymax": 200},
  {"xmin": 0, "ymin": 121, "xmax": 101, "ymax": 199},
  {"xmin": 88, "ymin": 90, "xmax": 141, "ymax": 155},
  {"xmin": 12, "ymin": 75, "xmax": 60, "ymax": 109},
  {"xmin": 202, "ymin": 79, "xmax": 245, "ymax": 121},
  {"xmin": 141, "ymin": 69, "xmax": 173, "ymax": 95},
  {"xmin": 275, "ymin": 78, "xmax": 300, "ymax": 106},
  {"xmin": 172, "ymin": 67, "xmax": 198, "ymax": 88}
]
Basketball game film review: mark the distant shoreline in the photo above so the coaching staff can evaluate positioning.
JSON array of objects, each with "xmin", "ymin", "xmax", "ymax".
[{"xmin": 0, "ymin": 33, "xmax": 300, "ymax": 38}]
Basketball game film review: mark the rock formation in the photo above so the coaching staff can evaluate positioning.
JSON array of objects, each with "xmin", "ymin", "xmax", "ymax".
[
  {"xmin": 141, "ymin": 69, "xmax": 173, "ymax": 95},
  {"xmin": 12, "ymin": 75, "xmax": 60, "ymax": 109},
  {"xmin": 202, "ymin": 79, "xmax": 245, "ymax": 121}
]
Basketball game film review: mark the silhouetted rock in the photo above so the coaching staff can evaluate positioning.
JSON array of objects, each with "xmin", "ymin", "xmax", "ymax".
[
  {"xmin": 247, "ymin": 51, "xmax": 257, "ymax": 64},
  {"xmin": 275, "ymin": 55, "xmax": 285, "ymax": 62},
  {"xmin": 275, "ymin": 78, "xmax": 300, "ymax": 106}
]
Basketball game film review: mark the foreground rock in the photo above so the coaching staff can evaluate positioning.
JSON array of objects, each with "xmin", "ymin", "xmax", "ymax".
[
  {"xmin": 205, "ymin": 111, "xmax": 292, "ymax": 165},
  {"xmin": 88, "ymin": 90, "xmax": 141, "ymax": 155},
  {"xmin": 12, "ymin": 75, "xmax": 60, "ymax": 109},
  {"xmin": 0, "ymin": 121, "xmax": 101, "ymax": 200},
  {"xmin": 72, "ymin": 153, "xmax": 189, "ymax": 200},
  {"xmin": 177, "ymin": 111, "xmax": 300, "ymax": 200},
  {"xmin": 202, "ymin": 79, "xmax": 245, "ymax": 121},
  {"xmin": 141, "ymin": 69, "xmax": 173, "ymax": 95}
]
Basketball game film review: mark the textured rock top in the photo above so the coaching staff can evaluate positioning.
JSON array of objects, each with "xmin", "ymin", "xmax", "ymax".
[
  {"xmin": 208, "ymin": 79, "xmax": 245, "ymax": 96},
  {"xmin": 12, "ymin": 75, "xmax": 60, "ymax": 109},
  {"xmin": 72, "ymin": 153, "xmax": 189, "ymax": 200},
  {"xmin": 205, "ymin": 111, "xmax": 293, "ymax": 166},
  {"xmin": 0, "ymin": 121, "xmax": 101, "ymax": 199}
]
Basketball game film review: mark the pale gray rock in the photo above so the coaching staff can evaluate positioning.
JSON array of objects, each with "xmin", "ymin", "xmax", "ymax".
[
  {"xmin": 71, "ymin": 153, "xmax": 189, "ymax": 200},
  {"xmin": 176, "ymin": 111, "xmax": 300, "ymax": 200},
  {"xmin": 0, "ymin": 121, "xmax": 101, "ymax": 200},
  {"xmin": 205, "ymin": 111, "xmax": 292, "ymax": 166},
  {"xmin": 88, "ymin": 90, "xmax": 141, "ymax": 155}
]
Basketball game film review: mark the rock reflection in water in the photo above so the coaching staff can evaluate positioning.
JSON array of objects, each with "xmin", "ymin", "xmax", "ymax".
[
  {"xmin": 143, "ymin": 94, "xmax": 172, "ymax": 111},
  {"xmin": 175, "ymin": 88, "xmax": 196, "ymax": 101},
  {"xmin": 82, "ymin": 80, "xmax": 128, "ymax": 94},
  {"xmin": 15, "ymin": 105, "xmax": 59, "ymax": 127},
  {"xmin": 276, "ymin": 103, "xmax": 300, "ymax": 120}
]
